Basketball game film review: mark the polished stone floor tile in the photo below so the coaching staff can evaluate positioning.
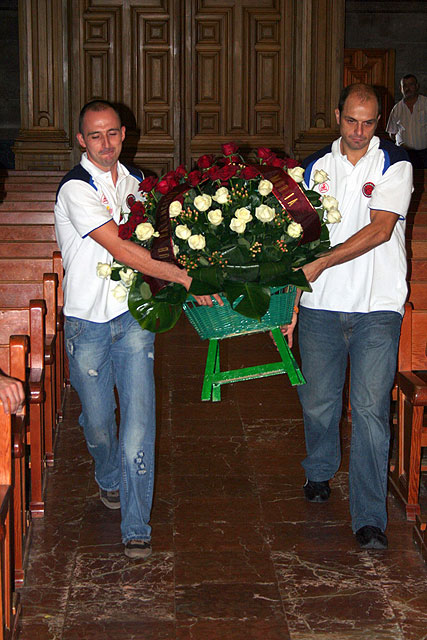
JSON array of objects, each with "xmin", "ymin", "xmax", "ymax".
[
  {"xmin": 16, "ymin": 320, "xmax": 427, "ymax": 639},
  {"xmin": 176, "ymin": 618, "xmax": 291, "ymax": 639},
  {"xmin": 175, "ymin": 550, "xmax": 277, "ymax": 585}
]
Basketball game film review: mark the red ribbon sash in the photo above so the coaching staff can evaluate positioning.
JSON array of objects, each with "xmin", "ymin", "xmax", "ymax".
[{"xmin": 255, "ymin": 166, "xmax": 321, "ymax": 244}]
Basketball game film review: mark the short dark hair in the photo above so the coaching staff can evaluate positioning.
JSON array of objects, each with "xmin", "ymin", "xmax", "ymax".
[
  {"xmin": 401, "ymin": 74, "xmax": 418, "ymax": 84},
  {"xmin": 337, "ymin": 83, "xmax": 381, "ymax": 117},
  {"xmin": 78, "ymin": 99, "xmax": 121, "ymax": 134}
]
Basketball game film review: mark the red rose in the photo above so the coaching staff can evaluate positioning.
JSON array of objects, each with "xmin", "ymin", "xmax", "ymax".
[
  {"xmin": 257, "ymin": 147, "xmax": 273, "ymax": 160},
  {"xmin": 187, "ymin": 170, "xmax": 202, "ymax": 186},
  {"xmin": 130, "ymin": 201, "xmax": 146, "ymax": 216},
  {"xmin": 139, "ymin": 175, "xmax": 158, "ymax": 192},
  {"xmin": 218, "ymin": 164, "xmax": 238, "ymax": 181},
  {"xmin": 222, "ymin": 142, "xmax": 239, "ymax": 156},
  {"xmin": 156, "ymin": 179, "xmax": 171, "ymax": 195},
  {"xmin": 207, "ymin": 165, "xmax": 221, "ymax": 180},
  {"xmin": 197, "ymin": 154, "xmax": 214, "ymax": 169},
  {"xmin": 271, "ymin": 157, "xmax": 286, "ymax": 169},
  {"xmin": 175, "ymin": 164, "xmax": 187, "ymax": 179},
  {"xmin": 241, "ymin": 165, "xmax": 259, "ymax": 179},
  {"xmin": 131, "ymin": 214, "xmax": 148, "ymax": 226},
  {"xmin": 283, "ymin": 157, "xmax": 299, "ymax": 169},
  {"xmin": 118, "ymin": 223, "xmax": 133, "ymax": 240}
]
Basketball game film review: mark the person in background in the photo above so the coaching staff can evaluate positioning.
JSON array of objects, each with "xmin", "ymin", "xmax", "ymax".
[
  {"xmin": 283, "ymin": 84, "xmax": 413, "ymax": 550},
  {"xmin": 386, "ymin": 74, "xmax": 427, "ymax": 169},
  {"xmin": 0, "ymin": 372, "xmax": 25, "ymax": 415},
  {"xmin": 55, "ymin": 99, "xmax": 217, "ymax": 560}
]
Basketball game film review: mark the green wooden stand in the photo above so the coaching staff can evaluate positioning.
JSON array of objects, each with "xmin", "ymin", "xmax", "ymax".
[{"xmin": 201, "ymin": 327, "xmax": 306, "ymax": 402}]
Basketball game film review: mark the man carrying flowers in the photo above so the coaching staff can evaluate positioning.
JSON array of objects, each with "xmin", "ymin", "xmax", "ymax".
[
  {"xmin": 54, "ymin": 99, "xmax": 217, "ymax": 560},
  {"xmin": 283, "ymin": 84, "xmax": 413, "ymax": 550}
]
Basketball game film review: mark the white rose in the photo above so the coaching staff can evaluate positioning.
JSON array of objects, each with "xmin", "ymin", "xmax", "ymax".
[
  {"xmin": 119, "ymin": 268, "xmax": 136, "ymax": 286},
  {"xmin": 287, "ymin": 222, "xmax": 303, "ymax": 238},
  {"xmin": 208, "ymin": 209, "xmax": 223, "ymax": 225},
  {"xmin": 258, "ymin": 179, "xmax": 273, "ymax": 196},
  {"xmin": 111, "ymin": 282, "xmax": 128, "ymax": 302},
  {"xmin": 169, "ymin": 200, "xmax": 183, "ymax": 217},
  {"xmin": 175, "ymin": 224, "xmax": 192, "ymax": 240},
  {"xmin": 255, "ymin": 204, "xmax": 276, "ymax": 223},
  {"xmin": 322, "ymin": 195, "xmax": 339, "ymax": 211},
  {"xmin": 287, "ymin": 166, "xmax": 305, "ymax": 183},
  {"xmin": 96, "ymin": 262, "xmax": 112, "ymax": 279},
  {"xmin": 194, "ymin": 194, "xmax": 212, "ymax": 212},
  {"xmin": 230, "ymin": 217, "xmax": 246, "ymax": 234},
  {"xmin": 212, "ymin": 187, "xmax": 229, "ymax": 204},
  {"xmin": 188, "ymin": 234, "xmax": 206, "ymax": 250},
  {"xmin": 172, "ymin": 242, "xmax": 179, "ymax": 256},
  {"xmin": 326, "ymin": 208, "xmax": 342, "ymax": 224},
  {"xmin": 234, "ymin": 207, "xmax": 253, "ymax": 222},
  {"xmin": 135, "ymin": 222, "xmax": 155, "ymax": 241},
  {"xmin": 313, "ymin": 169, "xmax": 329, "ymax": 184}
]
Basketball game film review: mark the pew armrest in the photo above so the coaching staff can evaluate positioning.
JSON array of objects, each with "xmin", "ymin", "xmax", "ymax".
[{"xmin": 397, "ymin": 370, "xmax": 427, "ymax": 405}]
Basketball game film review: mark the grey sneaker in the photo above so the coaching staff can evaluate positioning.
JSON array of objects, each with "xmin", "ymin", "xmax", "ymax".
[
  {"xmin": 99, "ymin": 487, "xmax": 121, "ymax": 510},
  {"xmin": 124, "ymin": 539, "xmax": 152, "ymax": 560}
]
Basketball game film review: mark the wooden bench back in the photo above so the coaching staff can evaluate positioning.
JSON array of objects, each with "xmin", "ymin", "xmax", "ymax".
[{"xmin": 399, "ymin": 303, "xmax": 427, "ymax": 372}]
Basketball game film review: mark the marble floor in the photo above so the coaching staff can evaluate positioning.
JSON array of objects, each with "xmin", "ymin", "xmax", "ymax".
[{"xmin": 16, "ymin": 317, "xmax": 427, "ymax": 640}]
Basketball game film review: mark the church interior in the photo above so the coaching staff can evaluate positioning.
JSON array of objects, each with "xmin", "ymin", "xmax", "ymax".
[{"xmin": 0, "ymin": 1, "xmax": 426, "ymax": 638}]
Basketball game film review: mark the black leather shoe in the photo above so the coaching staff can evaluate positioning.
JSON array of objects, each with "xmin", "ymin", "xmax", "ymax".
[
  {"xmin": 303, "ymin": 479, "xmax": 331, "ymax": 502},
  {"xmin": 355, "ymin": 525, "xmax": 388, "ymax": 550}
]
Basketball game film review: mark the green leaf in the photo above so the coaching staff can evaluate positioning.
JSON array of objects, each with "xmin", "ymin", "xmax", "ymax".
[
  {"xmin": 220, "ymin": 244, "xmax": 251, "ymax": 265},
  {"xmin": 189, "ymin": 266, "xmax": 224, "ymax": 293},
  {"xmin": 224, "ymin": 263, "xmax": 259, "ymax": 282},
  {"xmin": 128, "ymin": 284, "xmax": 183, "ymax": 333},
  {"xmin": 223, "ymin": 282, "xmax": 270, "ymax": 320},
  {"xmin": 286, "ymin": 269, "xmax": 312, "ymax": 291},
  {"xmin": 258, "ymin": 260, "xmax": 292, "ymax": 284},
  {"xmin": 110, "ymin": 271, "xmax": 121, "ymax": 282}
]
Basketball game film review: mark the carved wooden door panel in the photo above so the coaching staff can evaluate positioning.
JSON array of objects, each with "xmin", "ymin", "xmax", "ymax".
[
  {"xmin": 69, "ymin": 0, "xmax": 293, "ymax": 174},
  {"xmin": 184, "ymin": 0, "xmax": 293, "ymax": 166},
  {"xmin": 70, "ymin": 0, "xmax": 182, "ymax": 175},
  {"xmin": 344, "ymin": 49, "xmax": 395, "ymax": 133}
]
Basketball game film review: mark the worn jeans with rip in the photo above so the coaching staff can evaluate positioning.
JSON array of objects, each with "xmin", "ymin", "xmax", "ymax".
[
  {"xmin": 65, "ymin": 311, "xmax": 155, "ymax": 543},
  {"xmin": 297, "ymin": 307, "xmax": 402, "ymax": 533}
]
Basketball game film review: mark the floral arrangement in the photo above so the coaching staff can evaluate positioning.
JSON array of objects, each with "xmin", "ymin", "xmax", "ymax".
[{"xmin": 97, "ymin": 143, "xmax": 341, "ymax": 332}]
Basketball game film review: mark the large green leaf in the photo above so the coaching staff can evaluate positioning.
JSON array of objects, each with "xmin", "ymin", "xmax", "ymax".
[
  {"xmin": 258, "ymin": 259, "xmax": 292, "ymax": 284},
  {"xmin": 128, "ymin": 281, "xmax": 182, "ymax": 333},
  {"xmin": 223, "ymin": 282, "xmax": 270, "ymax": 320},
  {"xmin": 189, "ymin": 266, "xmax": 224, "ymax": 293},
  {"xmin": 224, "ymin": 263, "xmax": 260, "ymax": 282}
]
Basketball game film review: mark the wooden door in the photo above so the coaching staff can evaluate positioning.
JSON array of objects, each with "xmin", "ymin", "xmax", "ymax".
[
  {"xmin": 183, "ymin": 0, "xmax": 293, "ymax": 166},
  {"xmin": 70, "ymin": 0, "xmax": 293, "ymax": 175},
  {"xmin": 344, "ymin": 49, "xmax": 395, "ymax": 132},
  {"xmin": 70, "ymin": 0, "xmax": 182, "ymax": 176}
]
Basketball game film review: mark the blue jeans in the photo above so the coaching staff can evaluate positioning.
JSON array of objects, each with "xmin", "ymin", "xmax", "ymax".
[
  {"xmin": 297, "ymin": 307, "xmax": 402, "ymax": 532},
  {"xmin": 64, "ymin": 311, "xmax": 155, "ymax": 543}
]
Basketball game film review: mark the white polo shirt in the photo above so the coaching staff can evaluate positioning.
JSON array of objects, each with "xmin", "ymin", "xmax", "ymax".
[
  {"xmin": 300, "ymin": 136, "xmax": 413, "ymax": 316},
  {"xmin": 386, "ymin": 95, "xmax": 427, "ymax": 150},
  {"xmin": 54, "ymin": 154, "xmax": 143, "ymax": 323}
]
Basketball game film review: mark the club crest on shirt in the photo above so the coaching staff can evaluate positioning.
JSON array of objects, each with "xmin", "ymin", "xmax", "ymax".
[
  {"xmin": 362, "ymin": 182, "xmax": 375, "ymax": 198},
  {"xmin": 318, "ymin": 182, "xmax": 329, "ymax": 194}
]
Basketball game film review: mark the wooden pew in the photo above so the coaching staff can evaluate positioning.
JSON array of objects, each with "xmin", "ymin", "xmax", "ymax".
[
  {"xmin": 0, "ymin": 400, "xmax": 13, "ymax": 639},
  {"xmin": 0, "ymin": 302, "xmax": 46, "ymax": 518},
  {"xmin": 0, "ymin": 274, "xmax": 57, "ymax": 469},
  {"xmin": 389, "ymin": 303, "xmax": 427, "ymax": 520},
  {"xmin": 0, "ymin": 336, "xmax": 29, "ymax": 590},
  {"xmin": 0, "ymin": 255, "xmax": 65, "ymax": 458}
]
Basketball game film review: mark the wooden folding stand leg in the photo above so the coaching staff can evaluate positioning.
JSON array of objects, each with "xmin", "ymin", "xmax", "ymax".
[{"xmin": 201, "ymin": 326, "xmax": 305, "ymax": 402}]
